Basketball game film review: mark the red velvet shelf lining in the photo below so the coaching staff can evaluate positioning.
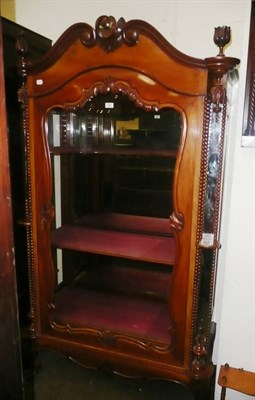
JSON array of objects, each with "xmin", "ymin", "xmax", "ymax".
[
  {"xmin": 76, "ymin": 213, "xmax": 172, "ymax": 237},
  {"xmin": 53, "ymin": 286, "xmax": 173, "ymax": 343},
  {"xmin": 51, "ymin": 225, "xmax": 176, "ymax": 265},
  {"xmin": 51, "ymin": 213, "xmax": 175, "ymax": 339}
]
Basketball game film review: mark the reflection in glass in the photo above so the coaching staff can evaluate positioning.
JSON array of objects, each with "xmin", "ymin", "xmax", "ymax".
[
  {"xmin": 204, "ymin": 105, "xmax": 223, "ymax": 235},
  {"xmin": 47, "ymin": 93, "xmax": 181, "ymax": 152},
  {"xmin": 47, "ymin": 93, "xmax": 182, "ymax": 221},
  {"xmin": 46, "ymin": 93, "xmax": 182, "ymax": 341}
]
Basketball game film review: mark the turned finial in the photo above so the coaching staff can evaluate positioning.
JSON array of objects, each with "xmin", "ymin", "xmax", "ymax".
[{"xmin": 213, "ymin": 26, "xmax": 231, "ymax": 56}]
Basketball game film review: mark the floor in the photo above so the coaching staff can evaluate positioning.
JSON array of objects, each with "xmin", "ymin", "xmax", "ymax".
[{"xmin": 24, "ymin": 350, "xmax": 195, "ymax": 400}]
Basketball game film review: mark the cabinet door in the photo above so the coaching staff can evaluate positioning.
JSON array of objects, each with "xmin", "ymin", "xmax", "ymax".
[
  {"xmin": 21, "ymin": 14, "xmax": 206, "ymax": 356},
  {"xmin": 47, "ymin": 93, "xmax": 181, "ymax": 345}
]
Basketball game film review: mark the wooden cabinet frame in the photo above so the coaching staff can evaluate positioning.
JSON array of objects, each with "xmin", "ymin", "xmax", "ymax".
[
  {"xmin": 17, "ymin": 17, "xmax": 239, "ymax": 399},
  {"xmin": 243, "ymin": 0, "xmax": 255, "ymax": 138}
]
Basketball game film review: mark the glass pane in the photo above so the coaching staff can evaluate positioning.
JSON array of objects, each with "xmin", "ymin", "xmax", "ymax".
[
  {"xmin": 47, "ymin": 93, "xmax": 181, "ymax": 152},
  {"xmin": 47, "ymin": 93, "xmax": 182, "ymax": 222},
  {"xmin": 46, "ymin": 93, "xmax": 181, "ymax": 341}
]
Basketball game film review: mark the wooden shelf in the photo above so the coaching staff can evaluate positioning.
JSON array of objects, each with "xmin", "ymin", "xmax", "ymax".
[
  {"xmin": 117, "ymin": 165, "xmax": 175, "ymax": 173},
  {"xmin": 49, "ymin": 146, "xmax": 178, "ymax": 158},
  {"xmin": 51, "ymin": 214, "xmax": 176, "ymax": 265},
  {"xmin": 53, "ymin": 285, "xmax": 173, "ymax": 342},
  {"xmin": 75, "ymin": 213, "xmax": 172, "ymax": 236}
]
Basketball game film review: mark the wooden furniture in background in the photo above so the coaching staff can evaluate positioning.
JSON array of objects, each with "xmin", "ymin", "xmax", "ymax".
[
  {"xmin": 218, "ymin": 364, "xmax": 255, "ymax": 399},
  {"xmin": 1, "ymin": 17, "xmax": 51, "ymax": 325},
  {"xmin": 0, "ymin": 17, "xmax": 23, "ymax": 400},
  {"xmin": 17, "ymin": 17, "xmax": 239, "ymax": 399}
]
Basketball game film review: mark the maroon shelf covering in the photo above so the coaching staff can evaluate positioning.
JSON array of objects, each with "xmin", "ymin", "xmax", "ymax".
[
  {"xmin": 76, "ymin": 213, "xmax": 173, "ymax": 237},
  {"xmin": 51, "ymin": 225, "xmax": 176, "ymax": 265},
  {"xmin": 53, "ymin": 286, "xmax": 172, "ymax": 343}
]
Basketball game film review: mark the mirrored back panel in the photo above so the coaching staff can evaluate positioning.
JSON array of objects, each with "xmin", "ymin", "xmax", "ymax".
[
  {"xmin": 47, "ymin": 93, "xmax": 181, "ymax": 340},
  {"xmin": 47, "ymin": 93, "xmax": 182, "ymax": 222},
  {"xmin": 47, "ymin": 93, "xmax": 181, "ymax": 153}
]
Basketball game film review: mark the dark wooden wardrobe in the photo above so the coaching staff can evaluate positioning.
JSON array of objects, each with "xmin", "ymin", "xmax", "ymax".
[
  {"xmin": 2, "ymin": 17, "xmax": 51, "ymax": 325},
  {"xmin": 0, "ymin": 17, "xmax": 51, "ymax": 398}
]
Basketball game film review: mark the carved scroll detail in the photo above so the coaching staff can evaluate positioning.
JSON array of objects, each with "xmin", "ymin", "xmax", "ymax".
[
  {"xmin": 169, "ymin": 211, "xmax": 184, "ymax": 232},
  {"xmin": 49, "ymin": 312, "xmax": 171, "ymax": 353},
  {"xmin": 79, "ymin": 23, "xmax": 96, "ymax": 48},
  {"xmin": 64, "ymin": 76, "xmax": 158, "ymax": 113}
]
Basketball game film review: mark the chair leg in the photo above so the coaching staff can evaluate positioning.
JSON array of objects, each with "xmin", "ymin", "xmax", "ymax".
[{"xmin": 220, "ymin": 387, "xmax": 226, "ymax": 400}]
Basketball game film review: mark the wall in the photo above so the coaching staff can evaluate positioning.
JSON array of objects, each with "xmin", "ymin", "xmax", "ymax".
[{"xmin": 1, "ymin": 1, "xmax": 254, "ymax": 399}]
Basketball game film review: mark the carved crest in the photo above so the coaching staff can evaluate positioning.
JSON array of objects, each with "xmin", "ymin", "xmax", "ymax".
[
  {"xmin": 63, "ymin": 77, "xmax": 158, "ymax": 113},
  {"xmin": 80, "ymin": 15, "xmax": 138, "ymax": 52}
]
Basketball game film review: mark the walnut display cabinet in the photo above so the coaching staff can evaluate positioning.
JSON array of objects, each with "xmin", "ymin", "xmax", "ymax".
[{"xmin": 17, "ymin": 17, "xmax": 239, "ymax": 399}]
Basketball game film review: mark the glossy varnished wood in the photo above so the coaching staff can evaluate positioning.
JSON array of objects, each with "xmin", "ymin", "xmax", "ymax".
[
  {"xmin": 22, "ymin": 19, "xmax": 207, "ymax": 361},
  {"xmin": 0, "ymin": 19, "xmax": 24, "ymax": 400},
  {"xmin": 218, "ymin": 364, "xmax": 255, "ymax": 398},
  {"xmin": 18, "ymin": 16, "xmax": 239, "ymax": 400}
]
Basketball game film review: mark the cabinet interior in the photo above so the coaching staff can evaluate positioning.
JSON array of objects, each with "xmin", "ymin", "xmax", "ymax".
[{"xmin": 48, "ymin": 93, "xmax": 181, "ymax": 344}]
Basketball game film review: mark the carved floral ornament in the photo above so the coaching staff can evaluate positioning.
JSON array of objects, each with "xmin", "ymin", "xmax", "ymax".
[
  {"xmin": 63, "ymin": 77, "xmax": 158, "ymax": 113},
  {"xmin": 81, "ymin": 19, "xmax": 239, "ymax": 118},
  {"xmin": 80, "ymin": 15, "xmax": 138, "ymax": 52}
]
